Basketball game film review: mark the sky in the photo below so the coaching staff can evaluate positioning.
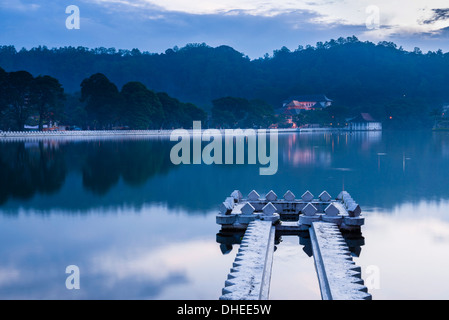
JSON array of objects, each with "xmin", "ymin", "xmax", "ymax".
[{"xmin": 1, "ymin": 0, "xmax": 449, "ymax": 58}]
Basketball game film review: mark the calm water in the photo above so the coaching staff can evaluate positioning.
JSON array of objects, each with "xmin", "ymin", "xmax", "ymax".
[{"xmin": 1, "ymin": 130, "xmax": 449, "ymax": 299}]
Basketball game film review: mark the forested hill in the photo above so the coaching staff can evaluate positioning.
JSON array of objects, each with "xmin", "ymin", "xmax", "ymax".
[{"xmin": 1, "ymin": 36, "xmax": 449, "ymax": 124}]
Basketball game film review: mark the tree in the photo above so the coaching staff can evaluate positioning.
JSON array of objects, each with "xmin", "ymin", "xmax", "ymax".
[
  {"xmin": 211, "ymin": 96, "xmax": 250, "ymax": 128},
  {"xmin": 156, "ymin": 92, "xmax": 206, "ymax": 128},
  {"xmin": 291, "ymin": 110, "xmax": 332, "ymax": 127},
  {"xmin": 244, "ymin": 99, "xmax": 274, "ymax": 128},
  {"xmin": 327, "ymin": 105, "xmax": 350, "ymax": 124},
  {"xmin": 32, "ymin": 75, "xmax": 65, "ymax": 130},
  {"xmin": 0, "ymin": 67, "xmax": 7, "ymax": 126},
  {"xmin": 4, "ymin": 71, "xmax": 34, "ymax": 131},
  {"xmin": 80, "ymin": 73, "xmax": 121, "ymax": 129},
  {"xmin": 180, "ymin": 102, "xmax": 207, "ymax": 127},
  {"xmin": 211, "ymin": 96, "xmax": 274, "ymax": 128},
  {"xmin": 156, "ymin": 92, "xmax": 189, "ymax": 128},
  {"xmin": 63, "ymin": 92, "xmax": 88, "ymax": 128},
  {"xmin": 5, "ymin": 39, "xmax": 449, "ymax": 129},
  {"xmin": 120, "ymin": 81, "xmax": 163, "ymax": 129}
]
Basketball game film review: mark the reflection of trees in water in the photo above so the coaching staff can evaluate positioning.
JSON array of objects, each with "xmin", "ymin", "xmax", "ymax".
[
  {"xmin": 3, "ymin": 132, "xmax": 449, "ymax": 212},
  {"xmin": 0, "ymin": 139, "xmax": 174, "ymax": 203},
  {"xmin": 82, "ymin": 140, "xmax": 173, "ymax": 195},
  {"xmin": 0, "ymin": 141, "xmax": 67, "ymax": 204}
]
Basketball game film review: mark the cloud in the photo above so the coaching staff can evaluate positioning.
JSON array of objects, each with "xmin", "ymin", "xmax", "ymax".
[
  {"xmin": 91, "ymin": 0, "xmax": 312, "ymax": 16},
  {"xmin": 0, "ymin": 0, "xmax": 363, "ymax": 58},
  {"xmin": 0, "ymin": 267, "xmax": 20, "ymax": 286},
  {"xmin": 423, "ymin": 8, "xmax": 449, "ymax": 25},
  {"xmin": 2, "ymin": 0, "xmax": 449, "ymax": 59},
  {"xmin": 0, "ymin": 0, "xmax": 40, "ymax": 11},
  {"xmin": 85, "ymin": 0, "xmax": 449, "ymax": 40},
  {"xmin": 88, "ymin": 239, "xmax": 230, "ymax": 299},
  {"xmin": 91, "ymin": 239, "xmax": 220, "ymax": 281}
]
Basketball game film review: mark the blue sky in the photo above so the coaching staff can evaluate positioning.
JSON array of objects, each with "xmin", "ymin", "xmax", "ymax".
[{"xmin": 1, "ymin": 0, "xmax": 449, "ymax": 58}]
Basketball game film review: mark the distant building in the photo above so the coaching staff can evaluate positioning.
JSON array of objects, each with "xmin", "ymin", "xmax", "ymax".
[
  {"xmin": 347, "ymin": 113, "xmax": 382, "ymax": 131},
  {"xmin": 281, "ymin": 95, "xmax": 333, "ymax": 112},
  {"xmin": 274, "ymin": 94, "xmax": 333, "ymax": 128}
]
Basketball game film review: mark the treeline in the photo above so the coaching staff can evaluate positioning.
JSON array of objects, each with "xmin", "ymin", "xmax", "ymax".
[
  {"xmin": 1, "ymin": 37, "xmax": 449, "ymax": 128},
  {"xmin": 0, "ymin": 68, "xmax": 207, "ymax": 131},
  {"xmin": 78, "ymin": 73, "xmax": 207, "ymax": 130},
  {"xmin": 211, "ymin": 96, "xmax": 274, "ymax": 128},
  {"xmin": 0, "ymin": 68, "xmax": 64, "ymax": 131}
]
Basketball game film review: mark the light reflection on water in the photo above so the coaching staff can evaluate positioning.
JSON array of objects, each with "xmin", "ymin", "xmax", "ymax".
[
  {"xmin": 0, "ymin": 205, "xmax": 236, "ymax": 299},
  {"xmin": 270, "ymin": 236, "xmax": 321, "ymax": 300},
  {"xmin": 1, "ymin": 130, "xmax": 449, "ymax": 299},
  {"xmin": 358, "ymin": 200, "xmax": 449, "ymax": 300}
]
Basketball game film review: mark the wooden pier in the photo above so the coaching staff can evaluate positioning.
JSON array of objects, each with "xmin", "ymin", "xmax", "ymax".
[{"xmin": 216, "ymin": 189, "xmax": 371, "ymax": 300}]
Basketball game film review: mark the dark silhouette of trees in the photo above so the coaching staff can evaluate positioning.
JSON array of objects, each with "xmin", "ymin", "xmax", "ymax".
[
  {"xmin": 32, "ymin": 75, "xmax": 65, "ymax": 131},
  {"xmin": 155, "ymin": 91, "xmax": 207, "ymax": 129},
  {"xmin": 120, "ymin": 81, "xmax": 163, "ymax": 129},
  {"xmin": 4, "ymin": 70, "xmax": 34, "ymax": 131},
  {"xmin": 79, "ymin": 74, "xmax": 207, "ymax": 130},
  {"xmin": 0, "ymin": 69, "xmax": 65, "ymax": 131},
  {"xmin": 2, "ymin": 37, "xmax": 449, "ymax": 129},
  {"xmin": 212, "ymin": 97, "xmax": 251, "ymax": 128},
  {"xmin": 0, "ymin": 67, "xmax": 7, "ymax": 116},
  {"xmin": 211, "ymin": 96, "xmax": 274, "ymax": 128},
  {"xmin": 80, "ymin": 73, "xmax": 122, "ymax": 129},
  {"xmin": 0, "ymin": 69, "xmax": 208, "ymax": 130},
  {"xmin": 62, "ymin": 92, "xmax": 88, "ymax": 128}
]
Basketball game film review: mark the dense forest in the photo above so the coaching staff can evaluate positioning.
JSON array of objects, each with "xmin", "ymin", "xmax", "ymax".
[
  {"xmin": 1, "ymin": 36, "xmax": 449, "ymax": 129},
  {"xmin": 0, "ymin": 69, "xmax": 208, "ymax": 130}
]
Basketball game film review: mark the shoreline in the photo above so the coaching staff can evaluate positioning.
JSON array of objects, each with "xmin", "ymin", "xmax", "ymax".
[
  {"xmin": 0, "ymin": 128, "xmax": 300, "ymax": 138},
  {"xmin": 0, "ymin": 127, "xmax": 382, "ymax": 139}
]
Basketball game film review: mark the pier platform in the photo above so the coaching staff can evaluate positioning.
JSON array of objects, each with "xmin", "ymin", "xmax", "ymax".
[
  {"xmin": 216, "ymin": 189, "xmax": 365, "ymax": 233},
  {"xmin": 216, "ymin": 189, "xmax": 370, "ymax": 300}
]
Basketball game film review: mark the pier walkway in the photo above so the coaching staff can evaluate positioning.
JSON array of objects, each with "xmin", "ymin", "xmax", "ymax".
[
  {"xmin": 220, "ymin": 220, "xmax": 275, "ymax": 300},
  {"xmin": 310, "ymin": 221, "xmax": 371, "ymax": 300}
]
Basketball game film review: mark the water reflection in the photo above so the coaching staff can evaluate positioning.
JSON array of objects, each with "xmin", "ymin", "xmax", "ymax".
[
  {"xmin": 0, "ymin": 138, "xmax": 175, "ymax": 209},
  {"xmin": 0, "ymin": 141, "xmax": 67, "ymax": 203},
  {"xmin": 216, "ymin": 228, "xmax": 365, "ymax": 258},
  {"xmin": 357, "ymin": 200, "xmax": 449, "ymax": 299},
  {"xmin": 2, "ymin": 131, "xmax": 449, "ymax": 299},
  {"xmin": 81, "ymin": 139, "xmax": 173, "ymax": 194},
  {"xmin": 0, "ymin": 205, "xmax": 234, "ymax": 299},
  {"xmin": 1, "ymin": 131, "xmax": 449, "ymax": 213}
]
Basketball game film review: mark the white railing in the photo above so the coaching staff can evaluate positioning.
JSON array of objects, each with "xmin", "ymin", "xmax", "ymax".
[
  {"xmin": 0, "ymin": 127, "xmax": 300, "ymax": 138},
  {"xmin": 0, "ymin": 130, "xmax": 175, "ymax": 138}
]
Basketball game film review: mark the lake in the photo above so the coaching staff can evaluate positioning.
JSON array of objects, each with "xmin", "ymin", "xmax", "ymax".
[{"xmin": 1, "ymin": 130, "xmax": 449, "ymax": 299}]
